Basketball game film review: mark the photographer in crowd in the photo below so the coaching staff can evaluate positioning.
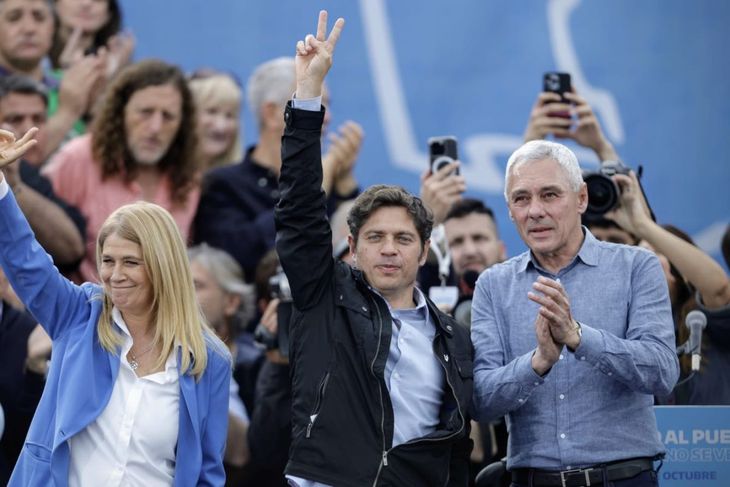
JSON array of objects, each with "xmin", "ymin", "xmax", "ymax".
[
  {"xmin": 245, "ymin": 250, "xmax": 292, "ymax": 487},
  {"xmin": 604, "ymin": 172, "xmax": 730, "ymax": 405}
]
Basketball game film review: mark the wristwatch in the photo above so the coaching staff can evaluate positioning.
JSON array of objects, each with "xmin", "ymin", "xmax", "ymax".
[{"xmin": 574, "ymin": 320, "xmax": 583, "ymax": 338}]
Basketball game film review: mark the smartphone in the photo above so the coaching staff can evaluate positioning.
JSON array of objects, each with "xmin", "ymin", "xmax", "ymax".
[
  {"xmin": 428, "ymin": 136, "xmax": 459, "ymax": 175},
  {"xmin": 543, "ymin": 72, "xmax": 571, "ymax": 101}
]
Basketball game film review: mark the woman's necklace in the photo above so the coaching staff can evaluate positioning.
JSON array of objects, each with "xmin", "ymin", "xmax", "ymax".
[{"xmin": 129, "ymin": 342, "xmax": 155, "ymax": 371}]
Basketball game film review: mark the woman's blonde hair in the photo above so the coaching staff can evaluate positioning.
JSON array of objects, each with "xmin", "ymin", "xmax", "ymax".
[
  {"xmin": 95, "ymin": 201, "xmax": 213, "ymax": 379},
  {"xmin": 188, "ymin": 73, "xmax": 243, "ymax": 168}
]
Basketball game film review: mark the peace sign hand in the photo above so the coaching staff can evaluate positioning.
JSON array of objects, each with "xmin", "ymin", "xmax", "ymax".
[
  {"xmin": 0, "ymin": 128, "xmax": 38, "ymax": 170},
  {"xmin": 295, "ymin": 10, "xmax": 345, "ymax": 99}
]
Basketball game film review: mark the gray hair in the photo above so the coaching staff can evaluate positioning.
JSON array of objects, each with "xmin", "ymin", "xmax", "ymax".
[
  {"xmin": 246, "ymin": 57, "xmax": 295, "ymax": 128},
  {"xmin": 188, "ymin": 243, "xmax": 255, "ymax": 328},
  {"xmin": 504, "ymin": 140, "xmax": 583, "ymax": 201}
]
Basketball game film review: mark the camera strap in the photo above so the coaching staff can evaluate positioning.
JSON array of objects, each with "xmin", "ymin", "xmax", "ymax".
[{"xmin": 635, "ymin": 165, "xmax": 657, "ymax": 222}]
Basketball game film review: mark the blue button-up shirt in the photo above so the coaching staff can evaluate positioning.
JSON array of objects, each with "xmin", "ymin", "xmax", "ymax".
[
  {"xmin": 471, "ymin": 229, "xmax": 679, "ymax": 470},
  {"xmin": 386, "ymin": 287, "xmax": 445, "ymax": 446}
]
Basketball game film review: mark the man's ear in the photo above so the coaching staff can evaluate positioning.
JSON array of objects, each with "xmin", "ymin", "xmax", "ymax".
[
  {"xmin": 348, "ymin": 234, "xmax": 356, "ymax": 264},
  {"xmin": 577, "ymin": 182, "xmax": 588, "ymax": 214},
  {"xmin": 419, "ymin": 239, "xmax": 431, "ymax": 266}
]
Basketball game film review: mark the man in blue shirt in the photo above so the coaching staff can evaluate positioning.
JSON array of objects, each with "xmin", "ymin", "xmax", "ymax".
[{"xmin": 471, "ymin": 139, "xmax": 678, "ymax": 487}]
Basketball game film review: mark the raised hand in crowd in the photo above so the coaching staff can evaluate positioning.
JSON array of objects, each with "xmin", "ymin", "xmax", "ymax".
[
  {"xmin": 59, "ymin": 26, "xmax": 135, "ymax": 80},
  {"xmin": 524, "ymin": 90, "xmax": 620, "ymax": 161},
  {"xmin": 104, "ymin": 32, "xmax": 136, "ymax": 79},
  {"xmin": 44, "ymin": 52, "xmax": 107, "ymax": 160},
  {"xmin": 419, "ymin": 160, "xmax": 466, "ymax": 224},
  {"xmin": 322, "ymin": 120, "xmax": 363, "ymax": 196},
  {"xmin": 294, "ymin": 11, "xmax": 345, "ymax": 99},
  {"xmin": 57, "ymin": 26, "xmax": 86, "ymax": 68},
  {"xmin": 259, "ymin": 297, "xmax": 288, "ymax": 365},
  {"xmin": 607, "ymin": 171, "xmax": 730, "ymax": 309},
  {"xmin": 0, "ymin": 128, "xmax": 38, "ymax": 169}
]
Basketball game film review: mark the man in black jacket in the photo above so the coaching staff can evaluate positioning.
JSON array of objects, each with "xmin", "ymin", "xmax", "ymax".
[{"xmin": 275, "ymin": 11, "xmax": 473, "ymax": 487}]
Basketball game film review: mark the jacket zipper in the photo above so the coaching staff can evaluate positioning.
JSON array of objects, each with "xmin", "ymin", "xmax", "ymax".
[
  {"xmin": 372, "ymin": 335, "xmax": 467, "ymax": 486},
  {"xmin": 369, "ymin": 295, "xmax": 389, "ymax": 487},
  {"xmin": 305, "ymin": 371, "xmax": 331, "ymax": 438}
]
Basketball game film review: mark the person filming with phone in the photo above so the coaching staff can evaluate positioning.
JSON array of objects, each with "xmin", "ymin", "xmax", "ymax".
[
  {"xmin": 524, "ymin": 72, "xmax": 621, "ymax": 163},
  {"xmin": 275, "ymin": 11, "xmax": 473, "ymax": 486}
]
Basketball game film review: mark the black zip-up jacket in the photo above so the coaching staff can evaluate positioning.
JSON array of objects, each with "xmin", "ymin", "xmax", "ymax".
[{"xmin": 275, "ymin": 104, "xmax": 473, "ymax": 487}]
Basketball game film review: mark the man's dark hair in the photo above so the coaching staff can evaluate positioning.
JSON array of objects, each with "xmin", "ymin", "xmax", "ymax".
[
  {"xmin": 582, "ymin": 214, "xmax": 639, "ymax": 245},
  {"xmin": 0, "ymin": 74, "xmax": 49, "ymax": 106},
  {"xmin": 91, "ymin": 59, "xmax": 198, "ymax": 206},
  {"xmin": 347, "ymin": 185, "xmax": 433, "ymax": 247},
  {"xmin": 444, "ymin": 198, "xmax": 496, "ymax": 224}
]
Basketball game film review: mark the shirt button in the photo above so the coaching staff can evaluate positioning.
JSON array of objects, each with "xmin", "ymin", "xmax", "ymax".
[
  {"xmin": 559, "ymin": 394, "xmax": 565, "ymax": 400},
  {"xmin": 560, "ymin": 433, "xmax": 566, "ymax": 439},
  {"xmin": 534, "ymin": 382, "xmax": 539, "ymax": 386},
  {"xmin": 395, "ymin": 372, "xmax": 400, "ymax": 379},
  {"xmin": 559, "ymin": 354, "xmax": 564, "ymax": 360},
  {"xmin": 580, "ymin": 356, "xmax": 586, "ymax": 361},
  {"xmin": 518, "ymin": 398, "xmax": 524, "ymax": 403},
  {"xmin": 608, "ymin": 372, "xmax": 613, "ymax": 376},
  {"xmin": 258, "ymin": 177, "xmax": 268, "ymax": 187}
]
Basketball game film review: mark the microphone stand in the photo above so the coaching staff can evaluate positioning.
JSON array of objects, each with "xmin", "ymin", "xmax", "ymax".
[{"xmin": 674, "ymin": 342, "xmax": 695, "ymax": 389}]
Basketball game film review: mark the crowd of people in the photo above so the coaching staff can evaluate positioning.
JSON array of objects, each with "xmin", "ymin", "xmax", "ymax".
[{"xmin": 0, "ymin": 2, "xmax": 728, "ymax": 487}]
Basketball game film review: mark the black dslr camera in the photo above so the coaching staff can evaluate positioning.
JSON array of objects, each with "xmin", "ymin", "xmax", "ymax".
[
  {"xmin": 254, "ymin": 267, "xmax": 293, "ymax": 357},
  {"xmin": 582, "ymin": 160, "xmax": 632, "ymax": 219}
]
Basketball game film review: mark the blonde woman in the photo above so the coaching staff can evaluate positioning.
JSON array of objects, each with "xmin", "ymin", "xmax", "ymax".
[
  {"xmin": 0, "ymin": 128, "xmax": 231, "ymax": 486},
  {"xmin": 188, "ymin": 71, "xmax": 243, "ymax": 170}
]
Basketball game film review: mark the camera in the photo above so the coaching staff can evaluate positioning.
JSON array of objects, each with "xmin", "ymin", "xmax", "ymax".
[
  {"xmin": 428, "ymin": 136, "xmax": 459, "ymax": 175},
  {"xmin": 254, "ymin": 266, "xmax": 293, "ymax": 357},
  {"xmin": 582, "ymin": 160, "xmax": 631, "ymax": 218}
]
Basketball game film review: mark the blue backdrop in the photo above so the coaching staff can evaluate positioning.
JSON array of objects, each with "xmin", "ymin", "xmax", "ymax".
[{"xmin": 120, "ymin": 0, "xmax": 730, "ymax": 264}]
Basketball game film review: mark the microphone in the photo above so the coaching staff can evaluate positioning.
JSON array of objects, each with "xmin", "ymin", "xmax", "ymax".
[{"xmin": 685, "ymin": 310, "xmax": 707, "ymax": 372}]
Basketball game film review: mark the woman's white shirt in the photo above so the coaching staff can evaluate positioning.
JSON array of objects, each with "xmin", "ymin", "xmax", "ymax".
[{"xmin": 68, "ymin": 308, "xmax": 180, "ymax": 487}]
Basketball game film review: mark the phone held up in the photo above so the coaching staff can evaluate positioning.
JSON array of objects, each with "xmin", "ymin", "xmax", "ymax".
[
  {"xmin": 543, "ymin": 72, "xmax": 571, "ymax": 101},
  {"xmin": 428, "ymin": 136, "xmax": 459, "ymax": 175},
  {"xmin": 543, "ymin": 71, "xmax": 572, "ymax": 118}
]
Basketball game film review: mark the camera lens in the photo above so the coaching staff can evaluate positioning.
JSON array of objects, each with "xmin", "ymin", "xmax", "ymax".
[{"xmin": 584, "ymin": 174, "xmax": 619, "ymax": 216}]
